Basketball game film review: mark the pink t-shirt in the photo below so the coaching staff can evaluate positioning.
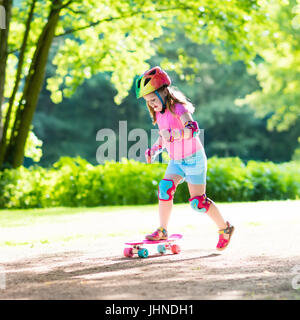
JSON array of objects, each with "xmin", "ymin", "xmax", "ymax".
[{"xmin": 156, "ymin": 103, "xmax": 202, "ymax": 160}]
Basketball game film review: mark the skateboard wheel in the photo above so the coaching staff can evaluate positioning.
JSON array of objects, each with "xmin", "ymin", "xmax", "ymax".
[
  {"xmin": 124, "ymin": 247, "xmax": 134, "ymax": 257},
  {"xmin": 171, "ymin": 244, "xmax": 181, "ymax": 254},
  {"xmin": 138, "ymin": 248, "xmax": 149, "ymax": 258},
  {"xmin": 157, "ymin": 244, "xmax": 166, "ymax": 254}
]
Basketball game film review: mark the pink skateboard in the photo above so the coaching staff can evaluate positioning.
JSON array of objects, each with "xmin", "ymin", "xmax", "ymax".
[{"xmin": 123, "ymin": 234, "xmax": 183, "ymax": 258}]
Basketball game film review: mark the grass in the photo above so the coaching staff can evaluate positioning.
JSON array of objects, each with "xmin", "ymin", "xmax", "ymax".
[
  {"xmin": 0, "ymin": 204, "xmax": 163, "ymax": 247},
  {"xmin": 246, "ymin": 222, "xmax": 263, "ymax": 227},
  {"xmin": 0, "ymin": 204, "xmax": 157, "ymax": 228},
  {"xmin": 0, "ymin": 200, "xmax": 299, "ymax": 248},
  {"xmin": 0, "ymin": 200, "xmax": 259, "ymax": 227}
]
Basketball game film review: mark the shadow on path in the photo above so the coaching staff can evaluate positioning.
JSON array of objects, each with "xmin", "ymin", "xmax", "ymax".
[{"xmin": 1, "ymin": 248, "xmax": 299, "ymax": 300}]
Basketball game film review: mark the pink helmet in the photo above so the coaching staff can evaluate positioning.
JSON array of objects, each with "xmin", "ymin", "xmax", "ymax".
[{"xmin": 136, "ymin": 66, "xmax": 171, "ymax": 98}]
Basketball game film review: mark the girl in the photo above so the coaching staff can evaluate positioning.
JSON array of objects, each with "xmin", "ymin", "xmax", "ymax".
[{"xmin": 136, "ymin": 66, "xmax": 234, "ymax": 251}]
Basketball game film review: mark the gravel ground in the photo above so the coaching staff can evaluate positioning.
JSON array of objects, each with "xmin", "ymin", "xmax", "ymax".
[{"xmin": 0, "ymin": 200, "xmax": 300, "ymax": 300}]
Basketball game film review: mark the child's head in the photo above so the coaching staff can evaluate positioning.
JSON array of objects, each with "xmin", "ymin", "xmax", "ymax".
[
  {"xmin": 136, "ymin": 66, "xmax": 194, "ymax": 125},
  {"xmin": 143, "ymin": 86, "xmax": 168, "ymax": 113},
  {"xmin": 136, "ymin": 66, "xmax": 171, "ymax": 99}
]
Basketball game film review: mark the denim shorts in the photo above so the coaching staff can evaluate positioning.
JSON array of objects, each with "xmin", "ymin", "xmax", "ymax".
[{"xmin": 165, "ymin": 148, "xmax": 207, "ymax": 185}]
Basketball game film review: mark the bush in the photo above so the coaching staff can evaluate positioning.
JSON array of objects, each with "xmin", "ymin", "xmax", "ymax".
[
  {"xmin": 0, "ymin": 156, "xmax": 299, "ymax": 209},
  {"xmin": 206, "ymin": 157, "xmax": 250, "ymax": 202}
]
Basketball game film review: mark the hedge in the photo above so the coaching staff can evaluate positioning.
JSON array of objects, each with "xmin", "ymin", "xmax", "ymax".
[{"xmin": 0, "ymin": 156, "xmax": 299, "ymax": 209}]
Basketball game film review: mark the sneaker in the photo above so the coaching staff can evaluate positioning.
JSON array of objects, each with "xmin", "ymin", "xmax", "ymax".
[
  {"xmin": 216, "ymin": 221, "xmax": 235, "ymax": 251},
  {"xmin": 145, "ymin": 227, "xmax": 168, "ymax": 241}
]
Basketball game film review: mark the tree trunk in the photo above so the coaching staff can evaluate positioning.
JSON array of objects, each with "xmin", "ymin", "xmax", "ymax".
[
  {"xmin": 0, "ymin": 0, "xmax": 37, "ymax": 168},
  {"xmin": 0, "ymin": 0, "xmax": 12, "ymax": 140},
  {"xmin": 5, "ymin": 0, "xmax": 63, "ymax": 168}
]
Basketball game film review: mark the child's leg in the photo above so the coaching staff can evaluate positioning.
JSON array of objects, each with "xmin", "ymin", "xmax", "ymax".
[
  {"xmin": 187, "ymin": 183, "xmax": 229, "ymax": 239},
  {"xmin": 159, "ymin": 174, "xmax": 183, "ymax": 229},
  {"xmin": 146, "ymin": 174, "xmax": 183, "ymax": 240}
]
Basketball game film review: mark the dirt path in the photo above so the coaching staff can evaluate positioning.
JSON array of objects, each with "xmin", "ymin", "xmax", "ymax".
[{"xmin": 0, "ymin": 201, "xmax": 300, "ymax": 300}]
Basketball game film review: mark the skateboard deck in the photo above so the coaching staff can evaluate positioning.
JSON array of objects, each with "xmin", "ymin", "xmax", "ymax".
[{"xmin": 124, "ymin": 234, "xmax": 183, "ymax": 258}]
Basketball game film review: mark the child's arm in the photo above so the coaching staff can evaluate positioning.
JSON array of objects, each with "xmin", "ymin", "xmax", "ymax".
[
  {"xmin": 145, "ymin": 136, "xmax": 164, "ymax": 163},
  {"xmin": 153, "ymin": 135, "xmax": 163, "ymax": 147},
  {"xmin": 159, "ymin": 113, "xmax": 199, "ymax": 141},
  {"xmin": 178, "ymin": 112, "xmax": 200, "ymax": 139}
]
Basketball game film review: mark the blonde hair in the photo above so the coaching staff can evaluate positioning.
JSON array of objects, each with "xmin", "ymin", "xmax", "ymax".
[{"xmin": 146, "ymin": 86, "xmax": 195, "ymax": 125}]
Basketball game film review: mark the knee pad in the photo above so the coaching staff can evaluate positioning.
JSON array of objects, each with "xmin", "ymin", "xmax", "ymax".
[
  {"xmin": 158, "ymin": 179, "xmax": 176, "ymax": 201},
  {"xmin": 189, "ymin": 194, "xmax": 212, "ymax": 213}
]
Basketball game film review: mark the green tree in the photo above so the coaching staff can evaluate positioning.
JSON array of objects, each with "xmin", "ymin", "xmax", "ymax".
[
  {"xmin": 0, "ymin": 0, "xmax": 13, "ymax": 137},
  {"xmin": 35, "ymin": 31, "xmax": 299, "ymax": 165},
  {"xmin": 151, "ymin": 31, "xmax": 300, "ymax": 161},
  {"xmin": 0, "ymin": 0, "xmax": 266, "ymax": 169},
  {"xmin": 237, "ymin": 0, "xmax": 300, "ymax": 131},
  {"xmin": 34, "ymin": 72, "xmax": 151, "ymax": 166}
]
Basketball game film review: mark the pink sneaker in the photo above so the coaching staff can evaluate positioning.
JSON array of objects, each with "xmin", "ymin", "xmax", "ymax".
[
  {"xmin": 145, "ymin": 227, "xmax": 168, "ymax": 241},
  {"xmin": 216, "ymin": 222, "xmax": 234, "ymax": 251}
]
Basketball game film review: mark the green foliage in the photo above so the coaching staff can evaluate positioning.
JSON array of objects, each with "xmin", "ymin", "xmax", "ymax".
[
  {"xmin": 237, "ymin": 0, "xmax": 300, "ymax": 132},
  {"xmin": 0, "ymin": 164, "xmax": 50, "ymax": 208},
  {"xmin": 245, "ymin": 159, "xmax": 300, "ymax": 200},
  {"xmin": 3, "ymin": 0, "xmax": 264, "ymax": 169},
  {"xmin": 49, "ymin": 156, "xmax": 103, "ymax": 207},
  {"xmin": 206, "ymin": 156, "xmax": 300, "ymax": 202},
  {"xmin": 35, "ymin": 38, "xmax": 299, "ymax": 167},
  {"xmin": 0, "ymin": 156, "xmax": 299, "ymax": 209},
  {"xmin": 3, "ymin": 0, "xmax": 299, "ymax": 170},
  {"xmin": 35, "ymin": 72, "xmax": 153, "ymax": 166},
  {"xmin": 5, "ymin": 0, "xmax": 263, "ymax": 107},
  {"xmin": 292, "ymin": 138, "xmax": 300, "ymax": 161},
  {"xmin": 206, "ymin": 157, "xmax": 250, "ymax": 202}
]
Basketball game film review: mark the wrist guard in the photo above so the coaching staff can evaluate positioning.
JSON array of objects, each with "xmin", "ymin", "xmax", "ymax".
[
  {"xmin": 184, "ymin": 121, "xmax": 200, "ymax": 138},
  {"xmin": 145, "ymin": 144, "xmax": 163, "ymax": 161}
]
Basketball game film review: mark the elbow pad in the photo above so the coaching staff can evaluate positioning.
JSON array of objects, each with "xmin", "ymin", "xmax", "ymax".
[{"xmin": 184, "ymin": 121, "xmax": 200, "ymax": 137}]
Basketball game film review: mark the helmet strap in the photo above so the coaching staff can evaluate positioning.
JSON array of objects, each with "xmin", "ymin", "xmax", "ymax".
[{"xmin": 154, "ymin": 90, "xmax": 167, "ymax": 114}]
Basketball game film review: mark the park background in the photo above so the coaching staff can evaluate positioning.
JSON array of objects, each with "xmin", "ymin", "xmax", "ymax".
[
  {"xmin": 0, "ymin": 0, "xmax": 299, "ymax": 209},
  {"xmin": 0, "ymin": 0, "xmax": 300, "ymax": 301}
]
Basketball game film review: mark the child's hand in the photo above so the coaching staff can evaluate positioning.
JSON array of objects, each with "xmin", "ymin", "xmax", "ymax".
[{"xmin": 145, "ymin": 148, "xmax": 152, "ymax": 164}]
